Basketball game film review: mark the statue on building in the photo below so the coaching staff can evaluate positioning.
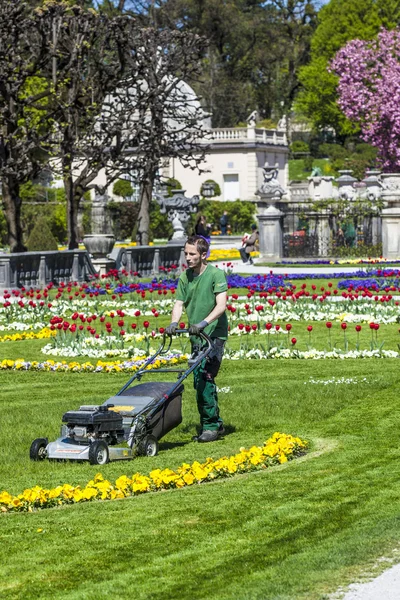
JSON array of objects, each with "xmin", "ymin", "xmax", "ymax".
[
  {"xmin": 310, "ymin": 166, "xmax": 322, "ymax": 177},
  {"xmin": 258, "ymin": 162, "xmax": 286, "ymax": 199},
  {"xmin": 277, "ymin": 114, "xmax": 287, "ymax": 131},
  {"xmin": 246, "ymin": 110, "xmax": 259, "ymax": 127}
]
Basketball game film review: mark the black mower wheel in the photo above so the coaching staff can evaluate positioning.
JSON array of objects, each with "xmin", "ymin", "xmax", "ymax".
[
  {"xmin": 138, "ymin": 435, "xmax": 159, "ymax": 457},
  {"xmin": 88, "ymin": 440, "xmax": 109, "ymax": 465},
  {"xmin": 30, "ymin": 438, "xmax": 48, "ymax": 461}
]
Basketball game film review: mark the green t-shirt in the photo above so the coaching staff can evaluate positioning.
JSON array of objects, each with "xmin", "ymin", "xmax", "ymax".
[{"xmin": 176, "ymin": 264, "xmax": 228, "ymax": 339}]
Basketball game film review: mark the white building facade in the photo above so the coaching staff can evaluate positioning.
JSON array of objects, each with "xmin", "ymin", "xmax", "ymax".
[{"xmin": 163, "ymin": 125, "xmax": 289, "ymax": 201}]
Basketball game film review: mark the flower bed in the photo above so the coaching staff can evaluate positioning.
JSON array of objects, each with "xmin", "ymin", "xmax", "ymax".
[
  {"xmin": 0, "ymin": 328, "xmax": 55, "ymax": 343},
  {"xmin": 0, "ymin": 432, "xmax": 307, "ymax": 513},
  {"xmin": 280, "ymin": 258, "xmax": 400, "ymax": 266},
  {"xmin": 224, "ymin": 347, "xmax": 399, "ymax": 360},
  {"xmin": 0, "ymin": 354, "xmax": 188, "ymax": 372}
]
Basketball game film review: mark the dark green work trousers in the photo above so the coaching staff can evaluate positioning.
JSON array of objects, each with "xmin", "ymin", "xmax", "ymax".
[{"xmin": 192, "ymin": 338, "xmax": 225, "ymax": 431}]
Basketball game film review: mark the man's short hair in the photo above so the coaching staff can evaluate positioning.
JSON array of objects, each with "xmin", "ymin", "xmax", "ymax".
[{"xmin": 186, "ymin": 235, "xmax": 209, "ymax": 255}]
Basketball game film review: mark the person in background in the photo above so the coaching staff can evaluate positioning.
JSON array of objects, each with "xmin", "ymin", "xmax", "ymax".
[
  {"xmin": 194, "ymin": 215, "xmax": 211, "ymax": 242},
  {"xmin": 194, "ymin": 214, "xmax": 211, "ymax": 256},
  {"xmin": 165, "ymin": 235, "xmax": 228, "ymax": 443},
  {"xmin": 239, "ymin": 223, "xmax": 259, "ymax": 265},
  {"xmin": 219, "ymin": 210, "xmax": 229, "ymax": 235}
]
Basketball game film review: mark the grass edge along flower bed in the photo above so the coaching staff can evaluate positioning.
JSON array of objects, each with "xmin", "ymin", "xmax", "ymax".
[{"xmin": 0, "ymin": 432, "xmax": 307, "ymax": 513}]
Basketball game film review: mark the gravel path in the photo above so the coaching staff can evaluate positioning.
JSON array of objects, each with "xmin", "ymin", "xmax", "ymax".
[{"xmin": 341, "ymin": 563, "xmax": 400, "ymax": 599}]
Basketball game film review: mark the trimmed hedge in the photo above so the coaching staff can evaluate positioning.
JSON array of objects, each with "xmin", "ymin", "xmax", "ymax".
[{"xmin": 26, "ymin": 216, "xmax": 58, "ymax": 251}]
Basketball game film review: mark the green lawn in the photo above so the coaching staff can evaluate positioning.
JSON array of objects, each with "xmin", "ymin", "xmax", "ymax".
[
  {"xmin": 289, "ymin": 158, "xmax": 332, "ymax": 181},
  {"xmin": 1, "ymin": 357, "xmax": 400, "ymax": 599}
]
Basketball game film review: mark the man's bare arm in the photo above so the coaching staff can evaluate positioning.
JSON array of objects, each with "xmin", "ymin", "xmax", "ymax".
[
  {"xmin": 170, "ymin": 300, "xmax": 184, "ymax": 324},
  {"xmin": 203, "ymin": 292, "xmax": 227, "ymax": 324}
]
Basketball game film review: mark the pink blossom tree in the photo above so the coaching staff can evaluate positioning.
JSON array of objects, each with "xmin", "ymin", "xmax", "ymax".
[{"xmin": 330, "ymin": 28, "xmax": 400, "ymax": 172}]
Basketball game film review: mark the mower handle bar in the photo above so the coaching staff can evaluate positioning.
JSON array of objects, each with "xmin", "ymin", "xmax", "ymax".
[{"xmin": 114, "ymin": 329, "xmax": 213, "ymax": 399}]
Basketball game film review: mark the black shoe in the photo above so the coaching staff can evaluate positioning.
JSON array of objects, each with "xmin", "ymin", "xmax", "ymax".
[
  {"xmin": 197, "ymin": 430, "xmax": 219, "ymax": 443},
  {"xmin": 193, "ymin": 425, "xmax": 225, "ymax": 442},
  {"xmin": 248, "ymin": 258, "xmax": 253, "ymax": 265}
]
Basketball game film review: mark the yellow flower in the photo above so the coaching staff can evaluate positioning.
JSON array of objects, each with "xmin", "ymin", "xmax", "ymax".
[
  {"xmin": 73, "ymin": 489, "xmax": 83, "ymax": 502},
  {"xmin": 115, "ymin": 475, "xmax": 132, "ymax": 491},
  {"xmin": 191, "ymin": 462, "xmax": 208, "ymax": 481},
  {"xmin": 150, "ymin": 469, "xmax": 163, "ymax": 486},
  {"xmin": 0, "ymin": 491, "xmax": 13, "ymax": 504},
  {"xmin": 159, "ymin": 469, "xmax": 179, "ymax": 485},
  {"xmin": 183, "ymin": 472, "xmax": 195, "ymax": 486},
  {"xmin": 48, "ymin": 486, "xmax": 62, "ymax": 499},
  {"xmin": 132, "ymin": 477, "xmax": 151, "ymax": 493},
  {"xmin": 82, "ymin": 488, "xmax": 98, "ymax": 500}
]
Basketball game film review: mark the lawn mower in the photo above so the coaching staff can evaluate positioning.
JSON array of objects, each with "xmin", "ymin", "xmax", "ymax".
[{"xmin": 29, "ymin": 329, "xmax": 212, "ymax": 465}]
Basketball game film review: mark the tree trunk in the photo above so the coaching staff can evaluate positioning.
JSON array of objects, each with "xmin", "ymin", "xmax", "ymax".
[
  {"xmin": 136, "ymin": 175, "xmax": 153, "ymax": 246},
  {"xmin": 64, "ymin": 173, "xmax": 80, "ymax": 250},
  {"xmin": 1, "ymin": 176, "xmax": 27, "ymax": 252}
]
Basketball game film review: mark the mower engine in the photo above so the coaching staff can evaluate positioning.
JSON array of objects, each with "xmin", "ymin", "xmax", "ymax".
[{"xmin": 61, "ymin": 405, "xmax": 125, "ymax": 445}]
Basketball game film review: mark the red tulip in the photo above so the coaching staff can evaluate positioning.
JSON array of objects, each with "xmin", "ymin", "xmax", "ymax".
[
  {"xmin": 307, "ymin": 325, "xmax": 313, "ymax": 332},
  {"xmin": 326, "ymin": 322, "xmax": 332, "ymax": 329},
  {"xmin": 238, "ymin": 323, "xmax": 244, "ymax": 330},
  {"xmin": 179, "ymin": 322, "xmax": 185, "ymax": 329},
  {"xmin": 159, "ymin": 327, "xmax": 165, "ymax": 334},
  {"xmin": 286, "ymin": 323, "xmax": 292, "ymax": 331},
  {"xmin": 143, "ymin": 321, "xmax": 150, "ymax": 329},
  {"xmin": 251, "ymin": 324, "xmax": 257, "ymax": 331},
  {"xmin": 341, "ymin": 323, "xmax": 347, "ymax": 330},
  {"xmin": 291, "ymin": 337, "xmax": 297, "ymax": 345},
  {"xmin": 374, "ymin": 323, "xmax": 380, "ymax": 330},
  {"xmin": 131, "ymin": 323, "xmax": 137, "ymax": 330},
  {"xmin": 355, "ymin": 325, "xmax": 362, "ymax": 332},
  {"xmin": 265, "ymin": 322, "xmax": 273, "ymax": 330}
]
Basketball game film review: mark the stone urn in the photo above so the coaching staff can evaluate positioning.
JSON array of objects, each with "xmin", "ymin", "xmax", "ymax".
[
  {"xmin": 83, "ymin": 234, "xmax": 115, "ymax": 259},
  {"xmin": 381, "ymin": 173, "xmax": 400, "ymax": 205}
]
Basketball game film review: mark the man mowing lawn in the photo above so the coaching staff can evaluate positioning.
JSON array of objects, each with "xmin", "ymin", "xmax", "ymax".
[{"xmin": 165, "ymin": 235, "xmax": 228, "ymax": 443}]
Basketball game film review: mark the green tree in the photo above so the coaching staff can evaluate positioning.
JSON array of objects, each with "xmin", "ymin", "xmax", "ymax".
[
  {"xmin": 98, "ymin": 0, "xmax": 318, "ymax": 127},
  {"xmin": 296, "ymin": 0, "xmax": 400, "ymax": 135},
  {"xmin": 0, "ymin": 2, "xmax": 53, "ymax": 252},
  {"xmin": 42, "ymin": 2, "xmax": 138, "ymax": 250}
]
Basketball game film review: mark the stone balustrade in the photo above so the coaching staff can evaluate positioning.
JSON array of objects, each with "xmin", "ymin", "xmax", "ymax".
[
  {"xmin": 0, "ymin": 244, "xmax": 186, "ymax": 290},
  {"xmin": 211, "ymin": 127, "xmax": 287, "ymax": 146},
  {"xmin": 0, "ymin": 250, "xmax": 97, "ymax": 290},
  {"xmin": 110, "ymin": 244, "xmax": 185, "ymax": 277}
]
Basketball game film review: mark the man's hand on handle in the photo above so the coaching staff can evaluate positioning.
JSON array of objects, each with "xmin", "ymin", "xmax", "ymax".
[
  {"xmin": 165, "ymin": 322, "xmax": 178, "ymax": 336},
  {"xmin": 188, "ymin": 320, "xmax": 208, "ymax": 336}
]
